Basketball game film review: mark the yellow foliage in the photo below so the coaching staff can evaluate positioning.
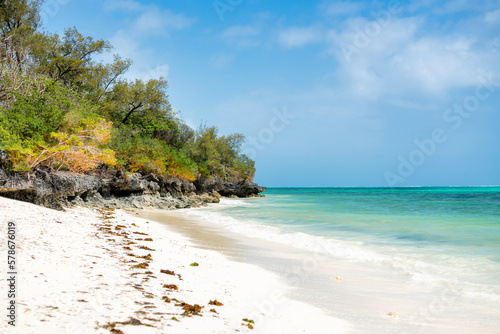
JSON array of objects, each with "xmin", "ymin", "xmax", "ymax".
[
  {"xmin": 9, "ymin": 118, "xmax": 117, "ymax": 172},
  {"xmin": 47, "ymin": 118, "xmax": 116, "ymax": 172}
]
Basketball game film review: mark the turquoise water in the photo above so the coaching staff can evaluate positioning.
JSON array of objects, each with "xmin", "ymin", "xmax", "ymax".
[
  {"xmin": 233, "ymin": 187, "xmax": 500, "ymax": 261},
  {"xmin": 184, "ymin": 187, "xmax": 500, "ymax": 304}
]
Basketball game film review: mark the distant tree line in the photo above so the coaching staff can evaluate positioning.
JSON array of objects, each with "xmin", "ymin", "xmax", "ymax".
[{"xmin": 0, "ymin": 0, "xmax": 255, "ymax": 181}]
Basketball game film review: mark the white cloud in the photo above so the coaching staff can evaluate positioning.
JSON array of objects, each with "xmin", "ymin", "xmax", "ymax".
[
  {"xmin": 277, "ymin": 27, "xmax": 323, "ymax": 48},
  {"xmin": 104, "ymin": 0, "xmax": 143, "ymax": 12},
  {"xmin": 485, "ymin": 9, "xmax": 500, "ymax": 24},
  {"xmin": 109, "ymin": 30, "xmax": 141, "ymax": 60},
  {"xmin": 134, "ymin": 9, "xmax": 196, "ymax": 34},
  {"xmin": 104, "ymin": 1, "xmax": 196, "ymax": 35},
  {"xmin": 209, "ymin": 53, "xmax": 234, "ymax": 69},
  {"xmin": 319, "ymin": 1, "xmax": 363, "ymax": 16},
  {"xmin": 325, "ymin": 15, "xmax": 498, "ymax": 103},
  {"xmin": 142, "ymin": 64, "xmax": 170, "ymax": 80},
  {"xmin": 431, "ymin": 0, "xmax": 476, "ymax": 14},
  {"xmin": 100, "ymin": 5, "xmax": 195, "ymax": 82},
  {"xmin": 220, "ymin": 25, "xmax": 261, "ymax": 48},
  {"xmin": 106, "ymin": 30, "xmax": 171, "ymax": 81}
]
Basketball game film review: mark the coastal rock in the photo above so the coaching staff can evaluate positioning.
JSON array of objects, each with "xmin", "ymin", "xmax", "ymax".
[
  {"xmin": 194, "ymin": 177, "xmax": 266, "ymax": 197},
  {"xmin": 0, "ymin": 166, "xmax": 103, "ymax": 210},
  {"xmin": 0, "ymin": 167, "xmax": 264, "ymax": 210},
  {"xmin": 217, "ymin": 180, "xmax": 267, "ymax": 197}
]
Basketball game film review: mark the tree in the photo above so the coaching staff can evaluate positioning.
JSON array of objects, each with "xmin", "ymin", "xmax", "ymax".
[
  {"xmin": 188, "ymin": 125, "xmax": 255, "ymax": 180},
  {"xmin": 31, "ymin": 27, "xmax": 112, "ymax": 87},
  {"xmin": 0, "ymin": 0, "xmax": 42, "ymax": 70},
  {"xmin": 0, "ymin": 0, "xmax": 256, "ymax": 181},
  {"xmin": 103, "ymin": 77, "xmax": 173, "ymax": 127},
  {"xmin": 0, "ymin": 77, "xmax": 116, "ymax": 172}
]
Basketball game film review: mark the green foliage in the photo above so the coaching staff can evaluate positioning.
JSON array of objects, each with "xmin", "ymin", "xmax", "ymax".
[
  {"xmin": 0, "ymin": 0, "xmax": 42, "ymax": 71},
  {"xmin": 0, "ymin": 77, "xmax": 115, "ymax": 171},
  {"xmin": 188, "ymin": 125, "xmax": 255, "ymax": 180},
  {"xmin": 31, "ymin": 27, "xmax": 112, "ymax": 88},
  {"xmin": 0, "ymin": 78, "xmax": 71, "ymax": 144},
  {"xmin": 110, "ymin": 126, "xmax": 197, "ymax": 180},
  {"xmin": 102, "ymin": 77, "xmax": 172, "ymax": 127},
  {"xmin": 0, "ymin": 0, "xmax": 41, "ymax": 36},
  {"xmin": 0, "ymin": 0, "xmax": 257, "ymax": 182}
]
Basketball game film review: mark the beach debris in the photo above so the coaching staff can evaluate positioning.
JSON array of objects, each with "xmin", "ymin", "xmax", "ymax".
[
  {"xmin": 163, "ymin": 284, "xmax": 179, "ymax": 290},
  {"xmin": 171, "ymin": 317, "xmax": 179, "ymax": 321},
  {"xmin": 133, "ymin": 232, "xmax": 149, "ymax": 236},
  {"xmin": 136, "ymin": 254, "xmax": 153, "ymax": 261},
  {"xmin": 190, "ymin": 262, "xmax": 199, "ymax": 267},
  {"xmin": 209, "ymin": 299, "xmax": 224, "ymax": 306},
  {"xmin": 123, "ymin": 246, "xmax": 132, "ymax": 251},
  {"xmin": 335, "ymin": 276, "xmax": 343, "ymax": 281},
  {"xmin": 177, "ymin": 302, "xmax": 203, "ymax": 316},
  {"xmin": 143, "ymin": 238, "xmax": 154, "ymax": 242},
  {"xmin": 386, "ymin": 312, "xmax": 399, "ymax": 319},
  {"xmin": 132, "ymin": 262, "xmax": 149, "ymax": 269},
  {"xmin": 161, "ymin": 269, "xmax": 176, "ymax": 275},
  {"xmin": 123, "ymin": 318, "xmax": 143, "ymax": 325},
  {"xmin": 110, "ymin": 329, "xmax": 124, "ymax": 334},
  {"xmin": 76, "ymin": 299, "xmax": 88, "ymax": 303},
  {"xmin": 162, "ymin": 296, "xmax": 171, "ymax": 303},
  {"xmin": 242, "ymin": 318, "xmax": 255, "ymax": 330},
  {"xmin": 103, "ymin": 318, "xmax": 145, "ymax": 332},
  {"xmin": 184, "ymin": 304, "xmax": 203, "ymax": 315},
  {"xmin": 210, "ymin": 308, "xmax": 217, "ymax": 313},
  {"xmin": 139, "ymin": 245, "xmax": 155, "ymax": 251}
]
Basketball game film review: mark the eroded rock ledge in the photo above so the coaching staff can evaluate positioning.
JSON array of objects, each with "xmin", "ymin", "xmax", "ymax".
[{"xmin": 0, "ymin": 167, "xmax": 266, "ymax": 210}]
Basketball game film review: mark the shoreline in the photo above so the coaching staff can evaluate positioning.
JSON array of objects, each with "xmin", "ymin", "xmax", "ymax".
[
  {"xmin": 140, "ymin": 201, "xmax": 500, "ymax": 334},
  {"xmin": 0, "ymin": 196, "xmax": 350, "ymax": 333}
]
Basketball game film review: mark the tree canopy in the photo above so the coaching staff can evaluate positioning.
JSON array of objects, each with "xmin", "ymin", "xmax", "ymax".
[{"xmin": 0, "ymin": 0, "xmax": 255, "ymax": 181}]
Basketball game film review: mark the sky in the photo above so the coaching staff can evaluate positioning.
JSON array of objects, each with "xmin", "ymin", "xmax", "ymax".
[{"xmin": 40, "ymin": 0, "xmax": 500, "ymax": 187}]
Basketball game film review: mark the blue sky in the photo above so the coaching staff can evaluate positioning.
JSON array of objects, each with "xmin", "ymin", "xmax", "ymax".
[{"xmin": 41, "ymin": 0, "xmax": 500, "ymax": 187}]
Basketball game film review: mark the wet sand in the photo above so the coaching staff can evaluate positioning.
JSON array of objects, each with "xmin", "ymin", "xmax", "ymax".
[{"xmin": 138, "ymin": 207, "xmax": 500, "ymax": 334}]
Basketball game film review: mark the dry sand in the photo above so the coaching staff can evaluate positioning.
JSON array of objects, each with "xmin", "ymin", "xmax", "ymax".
[{"xmin": 0, "ymin": 196, "xmax": 352, "ymax": 333}]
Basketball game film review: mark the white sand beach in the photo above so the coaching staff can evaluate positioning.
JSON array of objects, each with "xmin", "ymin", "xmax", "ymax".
[{"xmin": 0, "ymin": 196, "xmax": 351, "ymax": 333}]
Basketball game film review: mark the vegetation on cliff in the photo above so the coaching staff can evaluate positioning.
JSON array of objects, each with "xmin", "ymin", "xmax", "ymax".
[{"xmin": 0, "ymin": 0, "xmax": 255, "ymax": 182}]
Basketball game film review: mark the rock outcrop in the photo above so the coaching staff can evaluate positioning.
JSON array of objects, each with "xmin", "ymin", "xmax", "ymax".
[
  {"xmin": 0, "ymin": 167, "xmax": 266, "ymax": 210},
  {"xmin": 194, "ymin": 177, "xmax": 266, "ymax": 197}
]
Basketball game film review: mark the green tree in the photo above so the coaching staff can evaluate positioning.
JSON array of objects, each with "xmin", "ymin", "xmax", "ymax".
[
  {"xmin": 188, "ymin": 125, "xmax": 255, "ymax": 180},
  {"xmin": 31, "ymin": 27, "xmax": 112, "ymax": 88},
  {"xmin": 0, "ymin": 0, "xmax": 42, "ymax": 70},
  {"xmin": 103, "ymin": 77, "xmax": 172, "ymax": 127},
  {"xmin": 0, "ymin": 0, "xmax": 256, "ymax": 182},
  {"xmin": 0, "ymin": 77, "xmax": 115, "ymax": 171}
]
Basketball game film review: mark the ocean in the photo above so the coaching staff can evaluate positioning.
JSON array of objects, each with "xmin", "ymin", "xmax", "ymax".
[{"xmin": 179, "ymin": 187, "xmax": 500, "ymax": 332}]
